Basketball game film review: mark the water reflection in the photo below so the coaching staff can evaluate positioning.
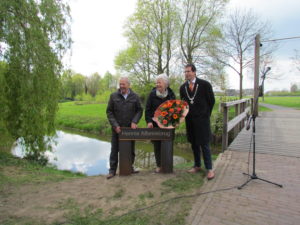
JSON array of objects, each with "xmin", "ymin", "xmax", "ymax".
[{"xmin": 12, "ymin": 130, "xmax": 191, "ymax": 176}]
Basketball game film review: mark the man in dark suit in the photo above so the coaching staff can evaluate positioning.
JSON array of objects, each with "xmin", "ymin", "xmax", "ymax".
[{"xmin": 180, "ymin": 64, "xmax": 215, "ymax": 180}]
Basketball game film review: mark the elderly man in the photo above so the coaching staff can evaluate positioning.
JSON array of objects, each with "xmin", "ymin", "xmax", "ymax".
[
  {"xmin": 180, "ymin": 64, "xmax": 215, "ymax": 180},
  {"xmin": 106, "ymin": 77, "xmax": 143, "ymax": 179}
]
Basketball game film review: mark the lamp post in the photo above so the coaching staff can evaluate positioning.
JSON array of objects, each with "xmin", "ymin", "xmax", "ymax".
[{"xmin": 260, "ymin": 66, "xmax": 271, "ymax": 102}]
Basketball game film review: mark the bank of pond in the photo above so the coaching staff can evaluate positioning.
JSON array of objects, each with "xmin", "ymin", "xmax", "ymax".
[{"xmin": 12, "ymin": 129, "xmax": 202, "ymax": 176}]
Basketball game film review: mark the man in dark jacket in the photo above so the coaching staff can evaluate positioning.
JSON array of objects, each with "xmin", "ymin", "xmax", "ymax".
[
  {"xmin": 106, "ymin": 77, "xmax": 143, "ymax": 179},
  {"xmin": 180, "ymin": 64, "xmax": 215, "ymax": 180}
]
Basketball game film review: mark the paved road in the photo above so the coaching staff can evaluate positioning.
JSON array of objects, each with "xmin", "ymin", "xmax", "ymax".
[{"xmin": 187, "ymin": 104, "xmax": 300, "ymax": 225}]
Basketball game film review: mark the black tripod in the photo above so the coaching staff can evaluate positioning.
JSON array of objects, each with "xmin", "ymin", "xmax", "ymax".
[
  {"xmin": 238, "ymin": 114, "xmax": 283, "ymax": 189},
  {"xmin": 238, "ymin": 67, "xmax": 283, "ymax": 190}
]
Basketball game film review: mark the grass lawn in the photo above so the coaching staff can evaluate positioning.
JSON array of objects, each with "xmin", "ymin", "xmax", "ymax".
[
  {"xmin": 261, "ymin": 96, "xmax": 300, "ymax": 109},
  {"xmin": 55, "ymin": 97, "xmax": 260, "ymax": 139}
]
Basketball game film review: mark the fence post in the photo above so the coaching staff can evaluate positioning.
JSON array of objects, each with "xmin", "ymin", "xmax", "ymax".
[
  {"xmin": 251, "ymin": 98, "xmax": 254, "ymax": 115},
  {"xmin": 241, "ymin": 102, "xmax": 245, "ymax": 129},
  {"xmin": 234, "ymin": 104, "xmax": 240, "ymax": 137},
  {"xmin": 222, "ymin": 104, "xmax": 228, "ymax": 152}
]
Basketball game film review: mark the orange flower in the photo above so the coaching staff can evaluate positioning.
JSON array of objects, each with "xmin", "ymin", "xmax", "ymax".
[
  {"xmin": 167, "ymin": 102, "xmax": 173, "ymax": 108},
  {"xmin": 154, "ymin": 100, "xmax": 188, "ymax": 128},
  {"xmin": 161, "ymin": 111, "xmax": 168, "ymax": 117}
]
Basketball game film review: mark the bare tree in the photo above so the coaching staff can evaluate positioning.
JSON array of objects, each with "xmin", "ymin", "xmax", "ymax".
[
  {"xmin": 292, "ymin": 49, "xmax": 300, "ymax": 72},
  {"xmin": 217, "ymin": 8, "xmax": 274, "ymax": 99},
  {"xmin": 178, "ymin": 0, "xmax": 226, "ymax": 67}
]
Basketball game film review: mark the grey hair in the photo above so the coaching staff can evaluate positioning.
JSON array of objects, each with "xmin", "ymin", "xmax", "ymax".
[
  {"xmin": 155, "ymin": 73, "xmax": 169, "ymax": 87},
  {"xmin": 119, "ymin": 76, "xmax": 130, "ymax": 85}
]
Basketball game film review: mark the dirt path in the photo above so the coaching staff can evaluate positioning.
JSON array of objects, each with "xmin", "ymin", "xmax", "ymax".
[{"xmin": 0, "ymin": 171, "xmax": 179, "ymax": 224}]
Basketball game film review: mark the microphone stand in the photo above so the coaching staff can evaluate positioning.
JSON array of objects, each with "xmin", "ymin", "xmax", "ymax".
[{"xmin": 238, "ymin": 68, "xmax": 283, "ymax": 190}]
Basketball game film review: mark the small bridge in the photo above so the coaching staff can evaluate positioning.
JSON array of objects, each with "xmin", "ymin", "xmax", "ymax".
[
  {"xmin": 187, "ymin": 103, "xmax": 300, "ymax": 225},
  {"xmin": 228, "ymin": 103, "xmax": 300, "ymax": 157}
]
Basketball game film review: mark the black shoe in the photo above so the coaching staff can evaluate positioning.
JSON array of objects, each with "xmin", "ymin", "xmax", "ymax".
[{"xmin": 106, "ymin": 173, "xmax": 115, "ymax": 179}]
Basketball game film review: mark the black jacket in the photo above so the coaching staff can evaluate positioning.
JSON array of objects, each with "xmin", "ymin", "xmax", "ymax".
[
  {"xmin": 106, "ymin": 89, "xmax": 143, "ymax": 128},
  {"xmin": 145, "ymin": 87, "xmax": 176, "ymax": 126},
  {"xmin": 180, "ymin": 77, "xmax": 215, "ymax": 144}
]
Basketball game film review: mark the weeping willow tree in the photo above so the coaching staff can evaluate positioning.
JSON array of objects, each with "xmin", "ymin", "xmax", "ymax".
[{"xmin": 0, "ymin": 0, "xmax": 71, "ymax": 162}]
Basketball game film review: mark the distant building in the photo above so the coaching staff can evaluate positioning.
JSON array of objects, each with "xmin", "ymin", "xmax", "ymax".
[
  {"xmin": 243, "ymin": 89, "xmax": 254, "ymax": 96},
  {"xmin": 225, "ymin": 89, "xmax": 238, "ymax": 96},
  {"xmin": 224, "ymin": 88, "xmax": 254, "ymax": 97}
]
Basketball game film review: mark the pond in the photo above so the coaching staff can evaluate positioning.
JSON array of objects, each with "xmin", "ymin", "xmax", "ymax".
[{"xmin": 12, "ymin": 130, "xmax": 192, "ymax": 176}]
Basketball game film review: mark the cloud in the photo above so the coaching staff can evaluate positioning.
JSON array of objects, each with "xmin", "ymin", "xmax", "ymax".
[
  {"xmin": 68, "ymin": 0, "xmax": 137, "ymax": 76},
  {"xmin": 226, "ymin": 0, "xmax": 300, "ymax": 91},
  {"xmin": 67, "ymin": 0, "xmax": 299, "ymax": 91}
]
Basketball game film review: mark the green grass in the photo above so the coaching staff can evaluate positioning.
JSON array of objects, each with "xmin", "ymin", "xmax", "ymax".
[
  {"xmin": 55, "ymin": 97, "xmax": 253, "ymax": 144},
  {"xmin": 259, "ymin": 105, "xmax": 273, "ymax": 112},
  {"xmin": 56, "ymin": 101, "xmax": 148, "ymax": 135},
  {"xmin": 56, "ymin": 97, "xmax": 223, "ymax": 136},
  {"xmin": 260, "ymin": 96, "xmax": 300, "ymax": 109},
  {"xmin": 0, "ymin": 151, "xmax": 84, "ymax": 191},
  {"xmin": 162, "ymin": 171, "xmax": 204, "ymax": 193}
]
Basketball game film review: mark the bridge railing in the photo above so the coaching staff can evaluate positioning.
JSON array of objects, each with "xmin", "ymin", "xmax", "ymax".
[{"xmin": 221, "ymin": 98, "xmax": 253, "ymax": 152}]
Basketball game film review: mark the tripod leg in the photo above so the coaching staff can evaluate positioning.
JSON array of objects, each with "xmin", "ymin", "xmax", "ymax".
[
  {"xmin": 256, "ymin": 177, "xmax": 283, "ymax": 188},
  {"xmin": 238, "ymin": 178, "xmax": 252, "ymax": 190},
  {"xmin": 238, "ymin": 173, "xmax": 283, "ymax": 190}
]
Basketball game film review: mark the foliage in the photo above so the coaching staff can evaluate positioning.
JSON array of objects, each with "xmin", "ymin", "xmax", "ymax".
[
  {"xmin": 211, "ymin": 111, "xmax": 223, "ymax": 136},
  {"xmin": 0, "ymin": 62, "xmax": 7, "ymax": 124},
  {"xmin": 86, "ymin": 72, "xmax": 101, "ymax": 97},
  {"xmin": 102, "ymin": 71, "xmax": 119, "ymax": 91},
  {"xmin": 115, "ymin": 0, "xmax": 179, "ymax": 85},
  {"xmin": 74, "ymin": 93, "xmax": 94, "ymax": 102},
  {"xmin": 95, "ymin": 90, "xmax": 113, "ymax": 103},
  {"xmin": 0, "ymin": 0, "xmax": 71, "ymax": 160},
  {"xmin": 116, "ymin": 0, "xmax": 229, "ymax": 94},
  {"xmin": 290, "ymin": 83, "xmax": 298, "ymax": 93}
]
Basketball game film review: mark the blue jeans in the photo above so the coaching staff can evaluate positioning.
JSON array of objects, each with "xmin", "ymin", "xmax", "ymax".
[{"xmin": 191, "ymin": 143, "xmax": 212, "ymax": 170}]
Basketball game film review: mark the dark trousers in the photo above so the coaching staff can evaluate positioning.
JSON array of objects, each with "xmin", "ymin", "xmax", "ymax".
[
  {"xmin": 191, "ymin": 142, "xmax": 212, "ymax": 170},
  {"xmin": 109, "ymin": 131, "xmax": 135, "ymax": 174},
  {"xmin": 152, "ymin": 140, "xmax": 161, "ymax": 167}
]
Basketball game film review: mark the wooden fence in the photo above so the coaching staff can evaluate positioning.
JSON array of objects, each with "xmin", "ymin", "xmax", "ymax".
[{"xmin": 221, "ymin": 98, "xmax": 253, "ymax": 152}]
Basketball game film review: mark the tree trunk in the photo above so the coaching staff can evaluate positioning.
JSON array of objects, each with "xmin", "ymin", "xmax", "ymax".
[{"xmin": 239, "ymin": 73, "xmax": 243, "ymax": 99}]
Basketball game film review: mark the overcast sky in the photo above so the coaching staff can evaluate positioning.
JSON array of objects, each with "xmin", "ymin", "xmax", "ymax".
[{"xmin": 67, "ymin": 0, "xmax": 300, "ymax": 91}]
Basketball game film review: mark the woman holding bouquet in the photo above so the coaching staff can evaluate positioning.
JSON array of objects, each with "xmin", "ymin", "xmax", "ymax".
[{"xmin": 145, "ymin": 73, "xmax": 176, "ymax": 173}]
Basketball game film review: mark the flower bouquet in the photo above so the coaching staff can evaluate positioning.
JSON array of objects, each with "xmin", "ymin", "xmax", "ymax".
[{"xmin": 152, "ymin": 100, "xmax": 189, "ymax": 129}]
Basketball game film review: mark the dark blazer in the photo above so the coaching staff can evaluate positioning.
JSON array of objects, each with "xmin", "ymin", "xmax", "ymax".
[
  {"xmin": 145, "ymin": 87, "xmax": 176, "ymax": 127},
  {"xmin": 180, "ymin": 77, "xmax": 215, "ymax": 145}
]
